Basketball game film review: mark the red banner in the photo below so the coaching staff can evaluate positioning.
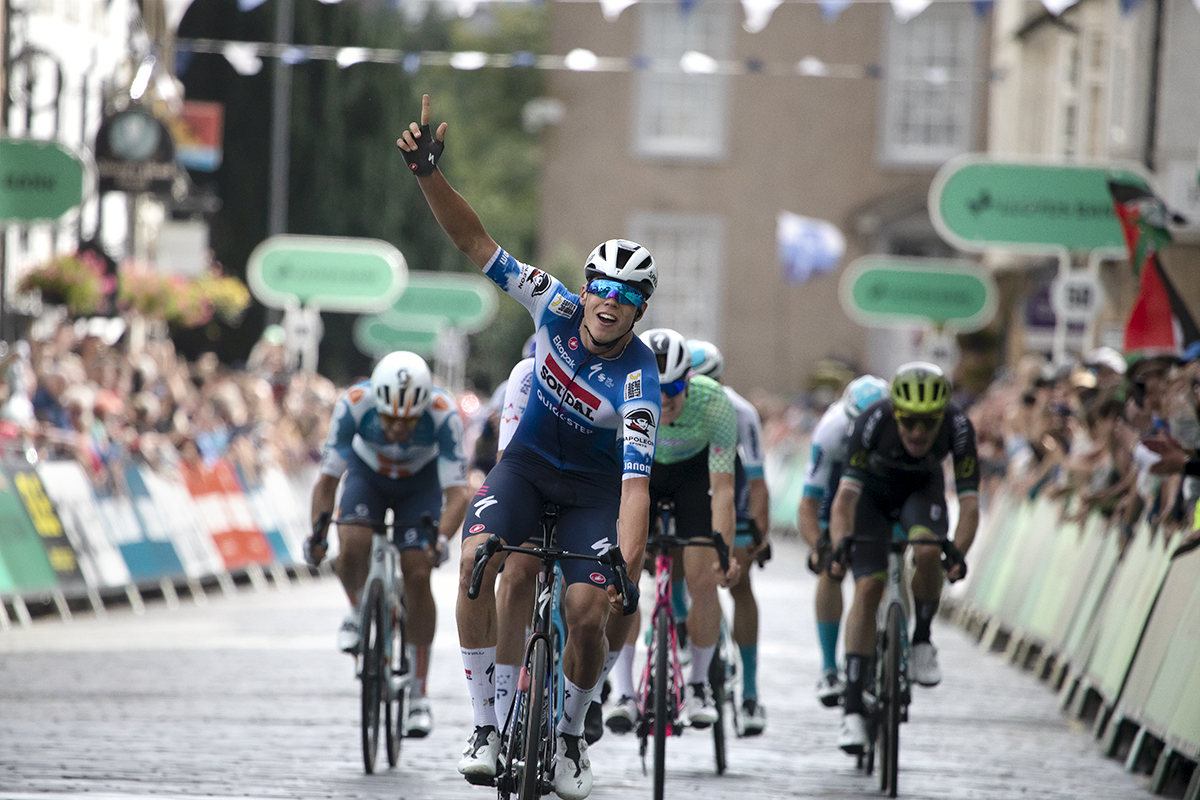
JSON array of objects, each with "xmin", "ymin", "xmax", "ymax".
[{"xmin": 181, "ymin": 459, "xmax": 273, "ymax": 569}]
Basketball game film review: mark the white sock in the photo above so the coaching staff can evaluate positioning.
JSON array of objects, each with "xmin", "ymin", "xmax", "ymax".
[
  {"xmin": 460, "ymin": 646, "xmax": 498, "ymax": 728},
  {"xmin": 593, "ymin": 649, "xmax": 620, "ymax": 696},
  {"xmin": 614, "ymin": 643, "xmax": 636, "ymax": 700},
  {"xmin": 494, "ymin": 663, "xmax": 518, "ymax": 729},
  {"xmin": 557, "ymin": 676, "xmax": 595, "ymax": 737},
  {"xmin": 690, "ymin": 644, "xmax": 716, "ymax": 686}
]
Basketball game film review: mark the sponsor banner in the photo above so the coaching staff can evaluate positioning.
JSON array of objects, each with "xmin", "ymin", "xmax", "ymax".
[
  {"xmin": 0, "ymin": 465, "xmax": 62, "ymax": 593},
  {"xmin": 110, "ymin": 467, "xmax": 186, "ymax": 580},
  {"xmin": 36, "ymin": 461, "xmax": 131, "ymax": 589},
  {"xmin": 261, "ymin": 466, "xmax": 315, "ymax": 562},
  {"xmin": 134, "ymin": 464, "xmax": 226, "ymax": 579},
  {"xmin": 235, "ymin": 465, "xmax": 293, "ymax": 564},
  {"xmin": 180, "ymin": 459, "xmax": 273, "ymax": 569}
]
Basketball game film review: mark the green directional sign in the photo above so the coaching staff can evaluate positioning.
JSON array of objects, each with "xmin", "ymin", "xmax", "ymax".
[
  {"xmin": 378, "ymin": 271, "xmax": 497, "ymax": 333},
  {"xmin": 839, "ymin": 256, "xmax": 997, "ymax": 331},
  {"xmin": 930, "ymin": 156, "xmax": 1153, "ymax": 253},
  {"xmin": 247, "ymin": 235, "xmax": 407, "ymax": 312},
  {"xmin": 353, "ymin": 314, "xmax": 443, "ymax": 357},
  {"xmin": 0, "ymin": 138, "xmax": 85, "ymax": 222}
]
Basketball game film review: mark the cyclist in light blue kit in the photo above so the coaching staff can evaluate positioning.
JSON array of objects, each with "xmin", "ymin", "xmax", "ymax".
[
  {"xmin": 309, "ymin": 350, "xmax": 471, "ymax": 737},
  {"xmin": 399, "ymin": 95, "xmax": 659, "ymax": 800}
]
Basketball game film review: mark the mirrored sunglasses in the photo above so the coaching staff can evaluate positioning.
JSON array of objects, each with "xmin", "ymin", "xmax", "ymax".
[
  {"xmin": 662, "ymin": 379, "xmax": 687, "ymax": 398},
  {"xmin": 586, "ymin": 279, "xmax": 644, "ymax": 307},
  {"xmin": 894, "ymin": 412, "xmax": 943, "ymax": 432}
]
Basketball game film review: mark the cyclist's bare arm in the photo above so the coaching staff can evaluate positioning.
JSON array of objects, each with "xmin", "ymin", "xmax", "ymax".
[
  {"xmin": 798, "ymin": 496, "xmax": 822, "ymax": 550},
  {"xmin": 398, "ymin": 95, "xmax": 498, "ymax": 269},
  {"xmin": 710, "ymin": 470, "xmax": 741, "ymax": 586},
  {"xmin": 618, "ymin": 476, "xmax": 650, "ymax": 576},
  {"xmin": 309, "ymin": 471, "xmax": 341, "ymax": 563},
  {"xmin": 827, "ymin": 479, "xmax": 861, "ymax": 578},
  {"xmin": 948, "ymin": 493, "xmax": 979, "ymax": 581},
  {"xmin": 749, "ymin": 476, "xmax": 769, "ymax": 546},
  {"xmin": 438, "ymin": 484, "xmax": 470, "ymax": 557}
]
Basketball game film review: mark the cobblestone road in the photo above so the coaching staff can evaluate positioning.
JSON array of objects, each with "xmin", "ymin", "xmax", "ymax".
[{"xmin": 0, "ymin": 536, "xmax": 1153, "ymax": 800}]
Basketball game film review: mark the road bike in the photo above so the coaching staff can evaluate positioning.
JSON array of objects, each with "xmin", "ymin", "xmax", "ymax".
[
  {"xmin": 312, "ymin": 512, "xmax": 431, "ymax": 774},
  {"xmin": 835, "ymin": 528, "xmax": 964, "ymax": 797},
  {"xmin": 638, "ymin": 499, "xmax": 732, "ymax": 800},
  {"xmin": 467, "ymin": 503, "xmax": 636, "ymax": 800}
]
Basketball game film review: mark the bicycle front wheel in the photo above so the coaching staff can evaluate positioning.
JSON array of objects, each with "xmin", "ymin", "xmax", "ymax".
[
  {"xmin": 652, "ymin": 605, "xmax": 670, "ymax": 800},
  {"xmin": 881, "ymin": 603, "xmax": 903, "ymax": 797},
  {"xmin": 708, "ymin": 649, "xmax": 727, "ymax": 775},
  {"xmin": 518, "ymin": 637, "xmax": 550, "ymax": 800},
  {"xmin": 361, "ymin": 581, "xmax": 385, "ymax": 774},
  {"xmin": 384, "ymin": 583, "xmax": 408, "ymax": 767}
]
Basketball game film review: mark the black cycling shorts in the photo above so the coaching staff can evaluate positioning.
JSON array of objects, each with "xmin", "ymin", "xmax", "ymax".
[
  {"xmin": 649, "ymin": 447, "xmax": 712, "ymax": 541},
  {"xmin": 848, "ymin": 472, "xmax": 949, "ymax": 579}
]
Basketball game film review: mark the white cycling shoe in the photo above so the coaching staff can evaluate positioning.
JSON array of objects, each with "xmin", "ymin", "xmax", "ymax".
[
  {"xmin": 553, "ymin": 733, "xmax": 593, "ymax": 800},
  {"xmin": 603, "ymin": 695, "xmax": 639, "ymax": 734},
  {"xmin": 406, "ymin": 697, "xmax": 433, "ymax": 738},
  {"xmin": 458, "ymin": 725, "xmax": 501, "ymax": 778},
  {"xmin": 682, "ymin": 682, "xmax": 719, "ymax": 728},
  {"xmin": 839, "ymin": 712, "xmax": 867, "ymax": 755},
  {"xmin": 911, "ymin": 642, "xmax": 942, "ymax": 687},
  {"xmin": 815, "ymin": 670, "xmax": 844, "ymax": 708},
  {"xmin": 337, "ymin": 611, "xmax": 360, "ymax": 653}
]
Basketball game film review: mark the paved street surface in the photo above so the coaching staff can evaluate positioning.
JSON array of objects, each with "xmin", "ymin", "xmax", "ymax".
[{"xmin": 1, "ymin": 536, "xmax": 1152, "ymax": 800}]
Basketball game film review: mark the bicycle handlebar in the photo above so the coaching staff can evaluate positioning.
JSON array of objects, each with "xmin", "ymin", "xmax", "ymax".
[
  {"xmin": 830, "ymin": 535, "xmax": 967, "ymax": 583},
  {"xmin": 466, "ymin": 534, "xmax": 639, "ymax": 615}
]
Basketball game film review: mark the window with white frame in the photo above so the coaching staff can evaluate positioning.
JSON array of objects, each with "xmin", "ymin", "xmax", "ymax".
[
  {"xmin": 879, "ymin": 3, "xmax": 979, "ymax": 165},
  {"xmin": 634, "ymin": 3, "xmax": 732, "ymax": 160},
  {"xmin": 630, "ymin": 212, "xmax": 724, "ymax": 343}
]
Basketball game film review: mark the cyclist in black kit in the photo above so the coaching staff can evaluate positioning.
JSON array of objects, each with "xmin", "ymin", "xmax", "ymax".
[{"xmin": 828, "ymin": 362, "xmax": 977, "ymax": 753}]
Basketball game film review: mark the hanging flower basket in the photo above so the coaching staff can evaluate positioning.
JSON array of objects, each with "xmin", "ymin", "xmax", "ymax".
[
  {"xmin": 17, "ymin": 251, "xmax": 114, "ymax": 316},
  {"xmin": 117, "ymin": 261, "xmax": 251, "ymax": 330}
]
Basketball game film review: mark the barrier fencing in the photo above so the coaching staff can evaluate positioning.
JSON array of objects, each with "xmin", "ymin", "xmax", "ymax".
[
  {"xmin": 0, "ymin": 452, "xmax": 323, "ymax": 627},
  {"xmin": 955, "ymin": 491, "xmax": 1200, "ymax": 799}
]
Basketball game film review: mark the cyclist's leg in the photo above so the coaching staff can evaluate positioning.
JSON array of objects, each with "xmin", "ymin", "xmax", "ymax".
[
  {"xmin": 900, "ymin": 477, "xmax": 950, "ymax": 686},
  {"xmin": 394, "ymin": 462, "xmax": 444, "ymax": 693},
  {"xmin": 814, "ymin": 461, "xmax": 846, "ymax": 687},
  {"xmin": 840, "ymin": 490, "xmax": 891, "ymax": 726},
  {"xmin": 332, "ymin": 457, "xmax": 391, "ymax": 650},
  {"xmin": 494, "ymin": 544, "xmax": 538, "ymax": 725}
]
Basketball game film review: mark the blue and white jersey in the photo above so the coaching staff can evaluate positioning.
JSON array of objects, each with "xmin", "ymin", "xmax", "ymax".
[
  {"xmin": 320, "ymin": 382, "xmax": 468, "ymax": 488},
  {"xmin": 724, "ymin": 385, "xmax": 765, "ymax": 481},
  {"xmin": 483, "ymin": 247, "xmax": 661, "ymax": 480},
  {"xmin": 802, "ymin": 400, "xmax": 851, "ymax": 500},
  {"xmin": 498, "ymin": 357, "xmax": 535, "ymax": 453}
]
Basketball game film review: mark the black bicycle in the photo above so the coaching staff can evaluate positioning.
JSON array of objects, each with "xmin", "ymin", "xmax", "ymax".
[
  {"xmin": 638, "ymin": 500, "xmax": 731, "ymax": 800},
  {"xmin": 833, "ymin": 531, "xmax": 964, "ymax": 797},
  {"xmin": 467, "ymin": 502, "xmax": 636, "ymax": 800}
]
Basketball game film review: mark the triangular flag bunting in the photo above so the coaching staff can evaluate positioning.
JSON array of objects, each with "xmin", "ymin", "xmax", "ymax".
[
  {"xmin": 889, "ymin": 0, "xmax": 931, "ymax": 22},
  {"xmin": 741, "ymin": 0, "xmax": 784, "ymax": 32}
]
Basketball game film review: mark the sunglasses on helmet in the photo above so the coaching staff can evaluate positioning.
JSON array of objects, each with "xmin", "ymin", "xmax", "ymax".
[
  {"xmin": 586, "ymin": 279, "xmax": 644, "ymax": 307},
  {"xmin": 894, "ymin": 411, "xmax": 943, "ymax": 432},
  {"xmin": 662, "ymin": 379, "xmax": 687, "ymax": 398}
]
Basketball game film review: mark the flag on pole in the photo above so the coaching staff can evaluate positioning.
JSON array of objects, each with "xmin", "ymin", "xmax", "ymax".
[{"xmin": 1108, "ymin": 180, "xmax": 1200, "ymax": 354}]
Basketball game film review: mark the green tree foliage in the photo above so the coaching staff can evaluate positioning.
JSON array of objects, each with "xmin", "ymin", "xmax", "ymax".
[{"xmin": 178, "ymin": 0, "xmax": 545, "ymax": 388}]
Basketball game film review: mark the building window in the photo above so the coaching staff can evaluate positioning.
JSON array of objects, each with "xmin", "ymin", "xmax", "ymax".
[
  {"xmin": 634, "ymin": 3, "xmax": 732, "ymax": 160},
  {"xmin": 879, "ymin": 4, "xmax": 979, "ymax": 165},
  {"xmin": 630, "ymin": 212, "xmax": 724, "ymax": 343}
]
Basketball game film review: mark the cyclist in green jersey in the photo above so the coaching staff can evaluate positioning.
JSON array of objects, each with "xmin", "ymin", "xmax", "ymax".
[{"xmin": 605, "ymin": 328, "xmax": 741, "ymax": 731}]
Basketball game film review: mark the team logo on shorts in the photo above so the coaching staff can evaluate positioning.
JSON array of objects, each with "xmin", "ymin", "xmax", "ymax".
[
  {"xmin": 470, "ymin": 524, "xmax": 486, "ymax": 534},
  {"xmin": 356, "ymin": 503, "xmax": 369, "ymax": 518},
  {"xmin": 589, "ymin": 572, "xmax": 605, "ymax": 585},
  {"xmin": 568, "ymin": 337, "xmax": 578, "ymax": 350}
]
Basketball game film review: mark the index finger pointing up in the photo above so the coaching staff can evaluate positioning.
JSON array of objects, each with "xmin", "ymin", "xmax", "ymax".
[{"xmin": 421, "ymin": 94, "xmax": 431, "ymax": 126}]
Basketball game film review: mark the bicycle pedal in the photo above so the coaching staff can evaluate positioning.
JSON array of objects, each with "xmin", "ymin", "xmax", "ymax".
[{"xmin": 463, "ymin": 773, "xmax": 497, "ymax": 787}]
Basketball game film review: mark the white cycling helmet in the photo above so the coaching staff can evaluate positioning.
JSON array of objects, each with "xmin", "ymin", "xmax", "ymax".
[
  {"xmin": 584, "ymin": 239, "xmax": 657, "ymax": 300},
  {"xmin": 640, "ymin": 328, "xmax": 691, "ymax": 385},
  {"xmin": 842, "ymin": 375, "xmax": 889, "ymax": 422},
  {"xmin": 687, "ymin": 339, "xmax": 724, "ymax": 380},
  {"xmin": 371, "ymin": 351, "xmax": 433, "ymax": 419}
]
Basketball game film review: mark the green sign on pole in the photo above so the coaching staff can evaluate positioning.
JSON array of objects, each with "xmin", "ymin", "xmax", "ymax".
[
  {"xmin": 839, "ymin": 256, "xmax": 997, "ymax": 331},
  {"xmin": 353, "ymin": 315, "xmax": 442, "ymax": 357},
  {"xmin": 378, "ymin": 271, "xmax": 497, "ymax": 333},
  {"xmin": 930, "ymin": 156, "xmax": 1153, "ymax": 253},
  {"xmin": 0, "ymin": 138, "xmax": 85, "ymax": 222},
  {"xmin": 247, "ymin": 234, "xmax": 407, "ymax": 312}
]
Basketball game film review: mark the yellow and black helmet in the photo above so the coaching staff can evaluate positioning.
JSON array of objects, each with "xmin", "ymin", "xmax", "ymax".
[{"xmin": 890, "ymin": 361, "xmax": 950, "ymax": 415}]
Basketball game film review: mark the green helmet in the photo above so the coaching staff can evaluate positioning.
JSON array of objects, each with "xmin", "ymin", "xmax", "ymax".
[{"xmin": 890, "ymin": 361, "xmax": 950, "ymax": 415}]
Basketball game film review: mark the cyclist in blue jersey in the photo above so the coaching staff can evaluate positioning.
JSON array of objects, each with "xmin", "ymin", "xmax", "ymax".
[
  {"xmin": 308, "ymin": 350, "xmax": 470, "ymax": 737},
  {"xmin": 399, "ymin": 95, "xmax": 660, "ymax": 800},
  {"xmin": 798, "ymin": 375, "xmax": 889, "ymax": 708}
]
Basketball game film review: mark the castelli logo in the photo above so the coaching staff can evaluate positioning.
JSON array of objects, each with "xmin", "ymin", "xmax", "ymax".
[
  {"xmin": 568, "ymin": 337, "xmax": 579, "ymax": 350},
  {"xmin": 470, "ymin": 524, "xmax": 486, "ymax": 534},
  {"xmin": 589, "ymin": 572, "xmax": 605, "ymax": 584}
]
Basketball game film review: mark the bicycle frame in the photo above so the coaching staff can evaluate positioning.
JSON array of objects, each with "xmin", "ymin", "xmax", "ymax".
[{"xmin": 637, "ymin": 546, "xmax": 686, "ymax": 737}]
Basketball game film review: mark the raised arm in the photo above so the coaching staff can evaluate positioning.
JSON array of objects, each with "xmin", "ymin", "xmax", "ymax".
[{"xmin": 397, "ymin": 94, "xmax": 498, "ymax": 269}]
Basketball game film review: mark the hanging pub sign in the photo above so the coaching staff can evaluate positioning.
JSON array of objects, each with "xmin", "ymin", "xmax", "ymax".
[{"xmin": 94, "ymin": 106, "xmax": 178, "ymax": 195}]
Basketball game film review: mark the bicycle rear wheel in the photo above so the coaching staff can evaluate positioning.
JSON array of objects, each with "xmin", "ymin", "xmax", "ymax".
[
  {"xmin": 881, "ymin": 604, "xmax": 903, "ymax": 797},
  {"xmin": 384, "ymin": 584, "xmax": 408, "ymax": 767},
  {"xmin": 652, "ymin": 605, "xmax": 670, "ymax": 800},
  {"xmin": 708, "ymin": 649, "xmax": 727, "ymax": 775},
  {"xmin": 518, "ymin": 637, "xmax": 550, "ymax": 800},
  {"xmin": 361, "ymin": 581, "xmax": 384, "ymax": 774}
]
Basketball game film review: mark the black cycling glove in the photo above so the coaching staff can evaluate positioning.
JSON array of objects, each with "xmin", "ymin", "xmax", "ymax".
[{"xmin": 403, "ymin": 124, "xmax": 444, "ymax": 176}]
